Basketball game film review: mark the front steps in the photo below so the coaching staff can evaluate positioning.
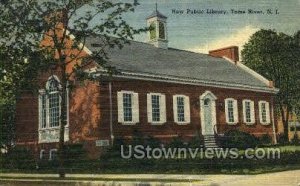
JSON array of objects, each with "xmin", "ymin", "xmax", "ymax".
[{"xmin": 203, "ymin": 134, "xmax": 218, "ymax": 148}]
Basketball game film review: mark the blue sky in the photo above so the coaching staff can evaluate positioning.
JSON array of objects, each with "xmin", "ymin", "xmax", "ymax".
[{"xmin": 114, "ymin": 0, "xmax": 300, "ymax": 54}]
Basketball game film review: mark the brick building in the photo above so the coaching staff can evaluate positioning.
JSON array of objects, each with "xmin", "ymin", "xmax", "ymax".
[{"xmin": 15, "ymin": 10, "xmax": 278, "ymax": 159}]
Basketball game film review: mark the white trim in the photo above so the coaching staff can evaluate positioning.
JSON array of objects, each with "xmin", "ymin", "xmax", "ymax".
[
  {"xmin": 271, "ymin": 101, "xmax": 277, "ymax": 144},
  {"xmin": 259, "ymin": 101, "xmax": 271, "ymax": 125},
  {"xmin": 49, "ymin": 149, "xmax": 57, "ymax": 160},
  {"xmin": 65, "ymin": 30, "xmax": 93, "ymax": 55},
  {"xmin": 223, "ymin": 57, "xmax": 270, "ymax": 86},
  {"xmin": 91, "ymin": 70, "xmax": 278, "ymax": 94},
  {"xmin": 243, "ymin": 99, "xmax": 255, "ymax": 125},
  {"xmin": 237, "ymin": 61, "xmax": 270, "ymax": 86},
  {"xmin": 147, "ymin": 93, "xmax": 166, "ymax": 125},
  {"xmin": 225, "ymin": 98, "xmax": 238, "ymax": 125},
  {"xmin": 173, "ymin": 95, "xmax": 190, "ymax": 125},
  {"xmin": 38, "ymin": 76, "xmax": 69, "ymax": 143},
  {"xmin": 39, "ymin": 149, "xmax": 45, "ymax": 159},
  {"xmin": 200, "ymin": 91, "xmax": 217, "ymax": 135},
  {"xmin": 117, "ymin": 91, "xmax": 139, "ymax": 125},
  {"xmin": 200, "ymin": 90, "xmax": 218, "ymax": 100}
]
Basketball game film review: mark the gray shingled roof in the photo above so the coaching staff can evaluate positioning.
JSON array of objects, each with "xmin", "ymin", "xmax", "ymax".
[{"xmin": 85, "ymin": 37, "xmax": 269, "ymax": 89}]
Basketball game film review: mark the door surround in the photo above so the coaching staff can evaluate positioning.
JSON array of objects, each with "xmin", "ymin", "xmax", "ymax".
[{"xmin": 200, "ymin": 91, "xmax": 217, "ymax": 135}]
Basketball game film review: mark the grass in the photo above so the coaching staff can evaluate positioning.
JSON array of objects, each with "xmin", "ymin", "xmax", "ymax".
[
  {"xmin": 278, "ymin": 145, "xmax": 300, "ymax": 152},
  {"xmin": 1, "ymin": 145, "xmax": 300, "ymax": 175}
]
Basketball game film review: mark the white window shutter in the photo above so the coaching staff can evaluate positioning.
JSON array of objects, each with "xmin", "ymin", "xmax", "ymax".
[
  {"xmin": 117, "ymin": 92, "xmax": 124, "ymax": 123},
  {"xmin": 225, "ymin": 99, "xmax": 229, "ymax": 123},
  {"xmin": 258, "ymin": 101, "xmax": 263, "ymax": 123},
  {"xmin": 38, "ymin": 93, "xmax": 42, "ymax": 129},
  {"xmin": 160, "ymin": 94, "xmax": 166, "ymax": 123},
  {"xmin": 132, "ymin": 93, "xmax": 139, "ymax": 123},
  {"xmin": 173, "ymin": 96, "xmax": 178, "ymax": 123},
  {"xmin": 184, "ymin": 96, "xmax": 190, "ymax": 123},
  {"xmin": 250, "ymin": 101, "xmax": 255, "ymax": 123},
  {"xmin": 242, "ymin": 100, "xmax": 246, "ymax": 123},
  {"xmin": 266, "ymin": 102, "xmax": 271, "ymax": 123},
  {"xmin": 147, "ymin": 93, "xmax": 152, "ymax": 123},
  {"xmin": 233, "ymin": 99, "xmax": 239, "ymax": 123}
]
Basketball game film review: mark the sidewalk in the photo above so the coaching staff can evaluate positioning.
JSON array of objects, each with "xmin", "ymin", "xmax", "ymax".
[{"xmin": 0, "ymin": 170, "xmax": 299, "ymax": 186}]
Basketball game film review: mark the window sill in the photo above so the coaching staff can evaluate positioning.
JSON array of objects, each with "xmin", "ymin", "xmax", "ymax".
[
  {"xmin": 39, "ymin": 126, "xmax": 68, "ymax": 131},
  {"xmin": 261, "ymin": 122, "xmax": 271, "ymax": 125},
  {"xmin": 121, "ymin": 122, "xmax": 137, "ymax": 125},
  {"xmin": 245, "ymin": 122, "xmax": 255, "ymax": 125},
  {"xmin": 175, "ymin": 122, "xmax": 190, "ymax": 125},
  {"xmin": 150, "ymin": 122, "xmax": 165, "ymax": 125},
  {"xmin": 227, "ymin": 122, "xmax": 238, "ymax": 125}
]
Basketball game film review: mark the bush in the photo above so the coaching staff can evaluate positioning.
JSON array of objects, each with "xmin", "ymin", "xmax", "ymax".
[
  {"xmin": 221, "ymin": 130, "xmax": 260, "ymax": 149},
  {"xmin": 167, "ymin": 136, "xmax": 186, "ymax": 148},
  {"xmin": 259, "ymin": 134, "xmax": 272, "ymax": 145},
  {"xmin": 1, "ymin": 146, "xmax": 36, "ymax": 170},
  {"xmin": 277, "ymin": 133, "xmax": 289, "ymax": 145},
  {"xmin": 188, "ymin": 136, "xmax": 204, "ymax": 148},
  {"xmin": 291, "ymin": 133, "xmax": 300, "ymax": 145}
]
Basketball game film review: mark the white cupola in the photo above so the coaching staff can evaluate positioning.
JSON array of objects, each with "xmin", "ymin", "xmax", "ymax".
[{"xmin": 146, "ymin": 4, "xmax": 168, "ymax": 49}]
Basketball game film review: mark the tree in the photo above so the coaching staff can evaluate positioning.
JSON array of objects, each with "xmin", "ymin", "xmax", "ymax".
[
  {"xmin": 242, "ymin": 29, "xmax": 300, "ymax": 142},
  {"xmin": 0, "ymin": 0, "xmax": 146, "ymax": 177}
]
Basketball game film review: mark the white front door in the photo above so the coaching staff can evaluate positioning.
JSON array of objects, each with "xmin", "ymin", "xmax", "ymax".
[{"xmin": 203, "ymin": 98, "xmax": 214, "ymax": 135}]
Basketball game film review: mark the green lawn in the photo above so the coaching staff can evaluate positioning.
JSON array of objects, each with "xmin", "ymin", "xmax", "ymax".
[
  {"xmin": 277, "ymin": 145, "xmax": 300, "ymax": 152},
  {"xmin": 1, "ymin": 145, "xmax": 300, "ymax": 175}
]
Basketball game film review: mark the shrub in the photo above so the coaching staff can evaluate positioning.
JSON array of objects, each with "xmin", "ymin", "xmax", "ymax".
[
  {"xmin": 188, "ymin": 136, "xmax": 204, "ymax": 148},
  {"xmin": 291, "ymin": 133, "xmax": 300, "ymax": 145},
  {"xmin": 277, "ymin": 133, "xmax": 288, "ymax": 145},
  {"xmin": 168, "ymin": 136, "xmax": 186, "ymax": 148},
  {"xmin": 1, "ymin": 146, "xmax": 36, "ymax": 170},
  {"xmin": 221, "ymin": 130, "xmax": 260, "ymax": 149},
  {"xmin": 259, "ymin": 134, "xmax": 272, "ymax": 145}
]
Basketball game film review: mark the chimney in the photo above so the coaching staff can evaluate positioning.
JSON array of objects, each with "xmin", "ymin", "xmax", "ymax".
[{"xmin": 209, "ymin": 46, "xmax": 239, "ymax": 62}]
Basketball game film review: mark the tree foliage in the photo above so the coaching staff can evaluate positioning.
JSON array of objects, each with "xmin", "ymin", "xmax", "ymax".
[
  {"xmin": 242, "ymin": 29, "xmax": 300, "ymax": 141},
  {"xmin": 0, "ymin": 0, "xmax": 146, "ymax": 177}
]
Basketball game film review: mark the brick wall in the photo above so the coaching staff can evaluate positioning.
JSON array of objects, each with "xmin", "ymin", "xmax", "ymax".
[{"xmin": 99, "ymin": 79, "xmax": 276, "ymax": 142}]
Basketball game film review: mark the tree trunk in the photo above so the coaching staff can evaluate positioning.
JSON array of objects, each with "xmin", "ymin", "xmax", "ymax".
[
  {"xmin": 280, "ymin": 105, "xmax": 289, "ymax": 142},
  {"xmin": 58, "ymin": 65, "xmax": 67, "ymax": 178}
]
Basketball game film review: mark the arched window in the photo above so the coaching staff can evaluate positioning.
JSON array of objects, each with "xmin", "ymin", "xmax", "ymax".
[
  {"xmin": 39, "ymin": 76, "xmax": 69, "ymax": 130},
  {"xmin": 48, "ymin": 78, "xmax": 60, "ymax": 127},
  {"xmin": 38, "ymin": 75, "xmax": 69, "ymax": 143}
]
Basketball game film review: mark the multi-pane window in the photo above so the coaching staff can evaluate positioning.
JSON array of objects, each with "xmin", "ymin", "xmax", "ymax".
[
  {"xmin": 38, "ymin": 76, "xmax": 69, "ymax": 130},
  {"xmin": 225, "ymin": 98, "xmax": 238, "ymax": 124},
  {"xmin": 123, "ymin": 93, "xmax": 133, "ymax": 122},
  {"xmin": 151, "ymin": 95, "xmax": 160, "ymax": 122},
  {"xmin": 158, "ymin": 22, "xmax": 165, "ymax": 39},
  {"xmin": 40, "ymin": 94, "xmax": 47, "ymax": 129},
  {"xmin": 261, "ymin": 103, "xmax": 267, "ymax": 123},
  {"xmin": 243, "ymin": 100, "xmax": 255, "ymax": 124},
  {"xmin": 259, "ymin": 101, "xmax": 270, "ymax": 124},
  {"xmin": 118, "ymin": 91, "xmax": 139, "ymax": 124},
  {"xmin": 147, "ymin": 93, "xmax": 166, "ymax": 124},
  {"xmin": 245, "ymin": 101, "xmax": 251, "ymax": 123},
  {"xmin": 177, "ymin": 97, "xmax": 185, "ymax": 122},
  {"xmin": 227, "ymin": 100, "xmax": 234, "ymax": 123},
  {"xmin": 48, "ymin": 79, "xmax": 60, "ymax": 127},
  {"xmin": 173, "ymin": 95, "xmax": 190, "ymax": 124}
]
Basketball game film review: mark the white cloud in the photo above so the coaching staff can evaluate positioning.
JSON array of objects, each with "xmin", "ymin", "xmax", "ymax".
[{"xmin": 187, "ymin": 25, "xmax": 259, "ymax": 54}]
